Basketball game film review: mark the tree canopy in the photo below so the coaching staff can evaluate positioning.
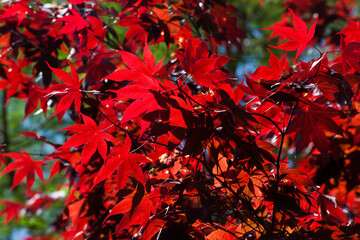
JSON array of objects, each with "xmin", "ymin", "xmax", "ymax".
[{"xmin": 0, "ymin": 0, "xmax": 360, "ymax": 239}]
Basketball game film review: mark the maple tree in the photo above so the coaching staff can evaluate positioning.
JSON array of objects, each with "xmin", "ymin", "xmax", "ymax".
[{"xmin": 0, "ymin": 0, "xmax": 360, "ymax": 239}]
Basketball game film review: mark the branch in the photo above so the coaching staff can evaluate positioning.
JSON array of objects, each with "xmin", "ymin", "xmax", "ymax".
[
  {"xmin": 1, "ymin": 91, "xmax": 9, "ymax": 151},
  {"xmin": 271, "ymin": 101, "xmax": 297, "ymax": 232}
]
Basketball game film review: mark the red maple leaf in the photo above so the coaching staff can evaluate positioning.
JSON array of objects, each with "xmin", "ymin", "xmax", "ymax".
[
  {"xmin": 45, "ymin": 149, "xmax": 81, "ymax": 182},
  {"xmin": 93, "ymin": 134, "xmax": 151, "ymax": 189},
  {"xmin": 177, "ymin": 38, "xmax": 231, "ymax": 88},
  {"xmin": 111, "ymin": 80, "xmax": 193, "ymax": 134},
  {"xmin": 318, "ymin": 193, "xmax": 348, "ymax": 223},
  {"xmin": 251, "ymin": 49, "xmax": 287, "ymax": 83},
  {"xmin": 0, "ymin": 200, "xmax": 23, "ymax": 224},
  {"xmin": 58, "ymin": 114, "xmax": 117, "ymax": 164},
  {"xmin": 0, "ymin": 0, "xmax": 31, "ymax": 27},
  {"xmin": 103, "ymin": 185, "xmax": 156, "ymax": 232},
  {"xmin": 112, "ymin": 84, "xmax": 167, "ymax": 125},
  {"xmin": 0, "ymin": 149, "xmax": 46, "ymax": 193},
  {"xmin": 24, "ymin": 82, "xmax": 48, "ymax": 119},
  {"xmin": 264, "ymin": 9, "xmax": 318, "ymax": 60},
  {"xmin": 2, "ymin": 59, "xmax": 29, "ymax": 104},
  {"xmin": 207, "ymin": 227, "xmax": 236, "ymax": 240},
  {"xmin": 105, "ymin": 37, "xmax": 164, "ymax": 91},
  {"xmin": 338, "ymin": 19, "xmax": 360, "ymax": 44},
  {"xmin": 59, "ymin": 9, "xmax": 90, "ymax": 35},
  {"xmin": 45, "ymin": 60, "xmax": 84, "ymax": 115},
  {"xmin": 340, "ymin": 36, "xmax": 360, "ymax": 73},
  {"xmin": 167, "ymin": 95, "xmax": 194, "ymax": 128},
  {"xmin": 86, "ymin": 15, "xmax": 107, "ymax": 45},
  {"xmin": 288, "ymin": 104, "xmax": 343, "ymax": 157},
  {"xmin": 105, "ymin": 37, "xmax": 167, "ymax": 133},
  {"xmin": 143, "ymin": 218, "xmax": 166, "ymax": 240}
]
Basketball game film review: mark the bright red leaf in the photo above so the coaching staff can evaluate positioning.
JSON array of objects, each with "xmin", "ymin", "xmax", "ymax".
[
  {"xmin": 0, "ymin": 200, "xmax": 23, "ymax": 224},
  {"xmin": 112, "ymin": 84, "xmax": 167, "ymax": 126},
  {"xmin": 59, "ymin": 9, "xmax": 90, "ymax": 35},
  {"xmin": 105, "ymin": 37, "xmax": 164, "ymax": 91},
  {"xmin": 251, "ymin": 49, "xmax": 287, "ymax": 83},
  {"xmin": 0, "ymin": 149, "xmax": 46, "ymax": 193},
  {"xmin": 264, "ymin": 9, "xmax": 318, "ymax": 60},
  {"xmin": 58, "ymin": 114, "xmax": 117, "ymax": 164},
  {"xmin": 45, "ymin": 60, "xmax": 84, "ymax": 115},
  {"xmin": 0, "ymin": 0, "xmax": 31, "ymax": 27},
  {"xmin": 177, "ymin": 38, "xmax": 231, "ymax": 88},
  {"xmin": 93, "ymin": 134, "xmax": 151, "ymax": 189},
  {"xmin": 105, "ymin": 39, "xmax": 170, "ymax": 134},
  {"xmin": 104, "ymin": 190, "xmax": 155, "ymax": 232}
]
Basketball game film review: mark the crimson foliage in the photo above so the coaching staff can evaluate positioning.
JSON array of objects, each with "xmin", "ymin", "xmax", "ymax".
[{"xmin": 1, "ymin": 0, "xmax": 360, "ymax": 239}]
